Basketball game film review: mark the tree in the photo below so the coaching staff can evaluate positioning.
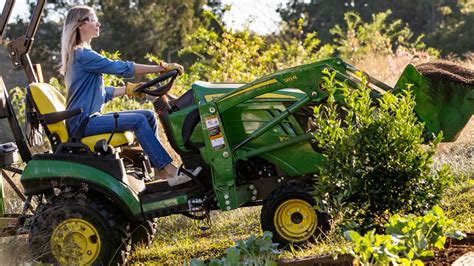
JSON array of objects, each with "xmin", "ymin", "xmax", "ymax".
[
  {"xmin": 277, "ymin": 0, "xmax": 473, "ymax": 56},
  {"xmin": 96, "ymin": 0, "xmax": 207, "ymax": 64},
  {"xmin": 5, "ymin": 0, "xmax": 225, "ymax": 82}
]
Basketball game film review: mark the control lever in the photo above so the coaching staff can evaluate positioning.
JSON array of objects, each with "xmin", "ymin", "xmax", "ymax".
[
  {"xmin": 161, "ymin": 95, "xmax": 172, "ymax": 112},
  {"xmin": 107, "ymin": 112, "xmax": 119, "ymax": 145}
]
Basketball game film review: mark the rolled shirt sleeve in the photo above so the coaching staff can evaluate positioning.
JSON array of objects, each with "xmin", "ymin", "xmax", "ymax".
[
  {"xmin": 104, "ymin": 86, "xmax": 115, "ymax": 103},
  {"xmin": 78, "ymin": 49, "xmax": 135, "ymax": 78}
]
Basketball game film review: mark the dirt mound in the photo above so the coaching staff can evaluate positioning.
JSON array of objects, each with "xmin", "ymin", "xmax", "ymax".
[
  {"xmin": 278, "ymin": 233, "xmax": 474, "ymax": 266},
  {"xmin": 416, "ymin": 61, "xmax": 474, "ymax": 86}
]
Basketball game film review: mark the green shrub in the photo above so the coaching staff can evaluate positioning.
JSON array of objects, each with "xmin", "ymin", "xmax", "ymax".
[
  {"xmin": 312, "ymin": 70, "xmax": 453, "ymax": 231},
  {"xmin": 178, "ymin": 11, "xmax": 333, "ymax": 86},
  {"xmin": 344, "ymin": 206, "xmax": 466, "ymax": 265},
  {"xmin": 10, "ymin": 86, "xmax": 26, "ymax": 126},
  {"xmin": 190, "ymin": 231, "xmax": 280, "ymax": 266},
  {"xmin": 330, "ymin": 10, "xmax": 438, "ymax": 61}
]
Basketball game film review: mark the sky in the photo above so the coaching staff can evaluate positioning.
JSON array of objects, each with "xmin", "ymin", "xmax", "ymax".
[
  {"xmin": 221, "ymin": 0, "xmax": 289, "ymax": 34},
  {"xmin": 3, "ymin": 0, "xmax": 290, "ymax": 35}
]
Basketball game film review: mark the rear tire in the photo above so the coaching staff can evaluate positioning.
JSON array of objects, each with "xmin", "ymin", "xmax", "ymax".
[
  {"xmin": 261, "ymin": 182, "xmax": 329, "ymax": 248},
  {"xmin": 131, "ymin": 218, "xmax": 158, "ymax": 248},
  {"xmin": 29, "ymin": 191, "xmax": 131, "ymax": 265}
]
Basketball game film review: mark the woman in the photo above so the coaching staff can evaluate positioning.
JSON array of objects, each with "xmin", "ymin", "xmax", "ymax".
[{"xmin": 61, "ymin": 5, "xmax": 191, "ymax": 186}]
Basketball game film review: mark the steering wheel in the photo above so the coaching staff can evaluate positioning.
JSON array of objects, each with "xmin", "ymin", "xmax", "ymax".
[{"xmin": 134, "ymin": 69, "xmax": 179, "ymax": 97}]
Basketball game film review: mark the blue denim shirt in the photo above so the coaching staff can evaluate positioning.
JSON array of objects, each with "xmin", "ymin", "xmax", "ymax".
[{"xmin": 65, "ymin": 47, "xmax": 135, "ymax": 134}]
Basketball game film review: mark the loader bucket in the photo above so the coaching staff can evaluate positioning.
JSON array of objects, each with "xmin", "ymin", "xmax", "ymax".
[{"xmin": 394, "ymin": 62, "xmax": 474, "ymax": 142}]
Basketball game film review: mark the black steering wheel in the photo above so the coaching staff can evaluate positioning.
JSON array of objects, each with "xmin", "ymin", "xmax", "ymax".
[{"xmin": 134, "ymin": 69, "xmax": 179, "ymax": 97}]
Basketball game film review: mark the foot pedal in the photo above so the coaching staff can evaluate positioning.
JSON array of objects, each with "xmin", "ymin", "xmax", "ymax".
[
  {"xmin": 186, "ymin": 166, "xmax": 203, "ymax": 187},
  {"xmin": 190, "ymin": 166, "xmax": 202, "ymax": 177}
]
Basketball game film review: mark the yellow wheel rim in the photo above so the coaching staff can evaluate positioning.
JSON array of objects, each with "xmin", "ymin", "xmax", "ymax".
[
  {"xmin": 51, "ymin": 218, "xmax": 101, "ymax": 265},
  {"xmin": 273, "ymin": 199, "xmax": 317, "ymax": 242}
]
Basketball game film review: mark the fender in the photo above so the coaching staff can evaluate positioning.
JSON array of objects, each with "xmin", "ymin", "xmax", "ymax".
[{"xmin": 21, "ymin": 159, "xmax": 143, "ymax": 221}]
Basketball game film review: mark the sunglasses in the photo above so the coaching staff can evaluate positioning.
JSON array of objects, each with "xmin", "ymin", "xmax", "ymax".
[{"xmin": 80, "ymin": 16, "xmax": 99, "ymax": 23}]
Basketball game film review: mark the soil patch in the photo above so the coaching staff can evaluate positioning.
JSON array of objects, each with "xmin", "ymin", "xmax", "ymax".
[
  {"xmin": 424, "ymin": 233, "xmax": 474, "ymax": 265},
  {"xmin": 416, "ymin": 61, "xmax": 474, "ymax": 86},
  {"xmin": 278, "ymin": 233, "xmax": 474, "ymax": 266}
]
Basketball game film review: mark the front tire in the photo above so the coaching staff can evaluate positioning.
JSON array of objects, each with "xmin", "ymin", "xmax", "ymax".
[
  {"xmin": 261, "ymin": 182, "xmax": 329, "ymax": 247},
  {"xmin": 29, "ymin": 192, "xmax": 131, "ymax": 265}
]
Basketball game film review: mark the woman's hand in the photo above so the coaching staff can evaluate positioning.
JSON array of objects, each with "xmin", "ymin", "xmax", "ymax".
[
  {"xmin": 160, "ymin": 61, "xmax": 184, "ymax": 75},
  {"xmin": 125, "ymin": 82, "xmax": 146, "ymax": 98}
]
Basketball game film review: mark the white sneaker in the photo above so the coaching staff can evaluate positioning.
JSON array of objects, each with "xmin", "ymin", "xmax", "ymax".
[
  {"xmin": 167, "ymin": 172, "xmax": 192, "ymax": 186},
  {"xmin": 167, "ymin": 167, "xmax": 202, "ymax": 186}
]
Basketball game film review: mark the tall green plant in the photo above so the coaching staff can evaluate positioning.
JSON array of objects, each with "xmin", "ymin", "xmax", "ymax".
[
  {"xmin": 10, "ymin": 86, "xmax": 26, "ymax": 126},
  {"xmin": 330, "ymin": 11, "xmax": 434, "ymax": 61},
  {"xmin": 178, "ymin": 11, "xmax": 333, "ymax": 85},
  {"xmin": 312, "ymin": 70, "xmax": 452, "ymax": 231}
]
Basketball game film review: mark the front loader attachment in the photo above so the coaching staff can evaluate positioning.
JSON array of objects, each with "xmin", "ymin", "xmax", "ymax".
[{"xmin": 394, "ymin": 62, "xmax": 474, "ymax": 141}]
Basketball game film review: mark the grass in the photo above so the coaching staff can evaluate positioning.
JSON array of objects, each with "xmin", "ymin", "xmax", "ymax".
[
  {"xmin": 278, "ymin": 222, "xmax": 349, "ymax": 260},
  {"xmin": 131, "ymin": 207, "xmax": 262, "ymax": 263},
  {"xmin": 0, "ymin": 235, "xmax": 29, "ymax": 264},
  {"xmin": 131, "ymin": 208, "xmax": 351, "ymax": 264},
  {"xmin": 436, "ymin": 118, "xmax": 474, "ymax": 232},
  {"xmin": 442, "ymin": 178, "xmax": 474, "ymax": 232}
]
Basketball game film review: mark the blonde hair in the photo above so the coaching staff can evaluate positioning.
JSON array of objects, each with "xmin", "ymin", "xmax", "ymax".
[{"xmin": 60, "ymin": 5, "xmax": 94, "ymax": 76}]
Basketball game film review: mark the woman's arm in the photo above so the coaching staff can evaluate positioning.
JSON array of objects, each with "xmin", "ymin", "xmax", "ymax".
[
  {"xmin": 80, "ymin": 49, "xmax": 135, "ymax": 78},
  {"xmin": 134, "ymin": 64, "xmax": 166, "ymax": 75},
  {"xmin": 112, "ymin": 86, "xmax": 126, "ymax": 97},
  {"xmin": 135, "ymin": 62, "xmax": 184, "ymax": 75},
  {"xmin": 110, "ymin": 63, "xmax": 183, "ymax": 98},
  {"xmin": 108, "ymin": 64, "xmax": 164, "ymax": 98}
]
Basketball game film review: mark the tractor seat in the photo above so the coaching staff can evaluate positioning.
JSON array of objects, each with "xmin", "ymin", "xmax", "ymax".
[{"xmin": 28, "ymin": 83, "xmax": 134, "ymax": 151}]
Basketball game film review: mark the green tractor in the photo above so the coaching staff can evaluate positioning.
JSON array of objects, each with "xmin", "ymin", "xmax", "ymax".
[{"xmin": 1, "ymin": 0, "xmax": 473, "ymax": 264}]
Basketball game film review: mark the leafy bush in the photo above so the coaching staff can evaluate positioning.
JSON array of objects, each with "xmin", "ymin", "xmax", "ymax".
[
  {"xmin": 190, "ymin": 231, "xmax": 280, "ymax": 266},
  {"xmin": 10, "ymin": 86, "xmax": 26, "ymax": 126},
  {"xmin": 330, "ymin": 10, "xmax": 438, "ymax": 61},
  {"xmin": 312, "ymin": 70, "xmax": 453, "ymax": 231},
  {"xmin": 344, "ymin": 206, "xmax": 466, "ymax": 265},
  {"xmin": 178, "ymin": 11, "xmax": 333, "ymax": 85}
]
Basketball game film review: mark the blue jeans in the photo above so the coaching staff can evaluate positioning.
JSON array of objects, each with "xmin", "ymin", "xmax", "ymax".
[{"xmin": 83, "ymin": 110, "xmax": 172, "ymax": 169}]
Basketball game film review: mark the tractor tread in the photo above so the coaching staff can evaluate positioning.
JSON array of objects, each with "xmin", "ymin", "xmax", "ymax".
[{"xmin": 28, "ymin": 190, "xmax": 131, "ymax": 265}]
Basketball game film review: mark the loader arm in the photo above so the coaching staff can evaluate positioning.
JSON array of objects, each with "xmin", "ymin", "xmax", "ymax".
[
  {"xmin": 215, "ymin": 58, "xmax": 392, "ymax": 114},
  {"xmin": 198, "ymin": 58, "xmax": 395, "ymax": 211},
  {"xmin": 216, "ymin": 58, "xmax": 345, "ymax": 113},
  {"xmin": 215, "ymin": 58, "xmax": 391, "ymax": 152}
]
